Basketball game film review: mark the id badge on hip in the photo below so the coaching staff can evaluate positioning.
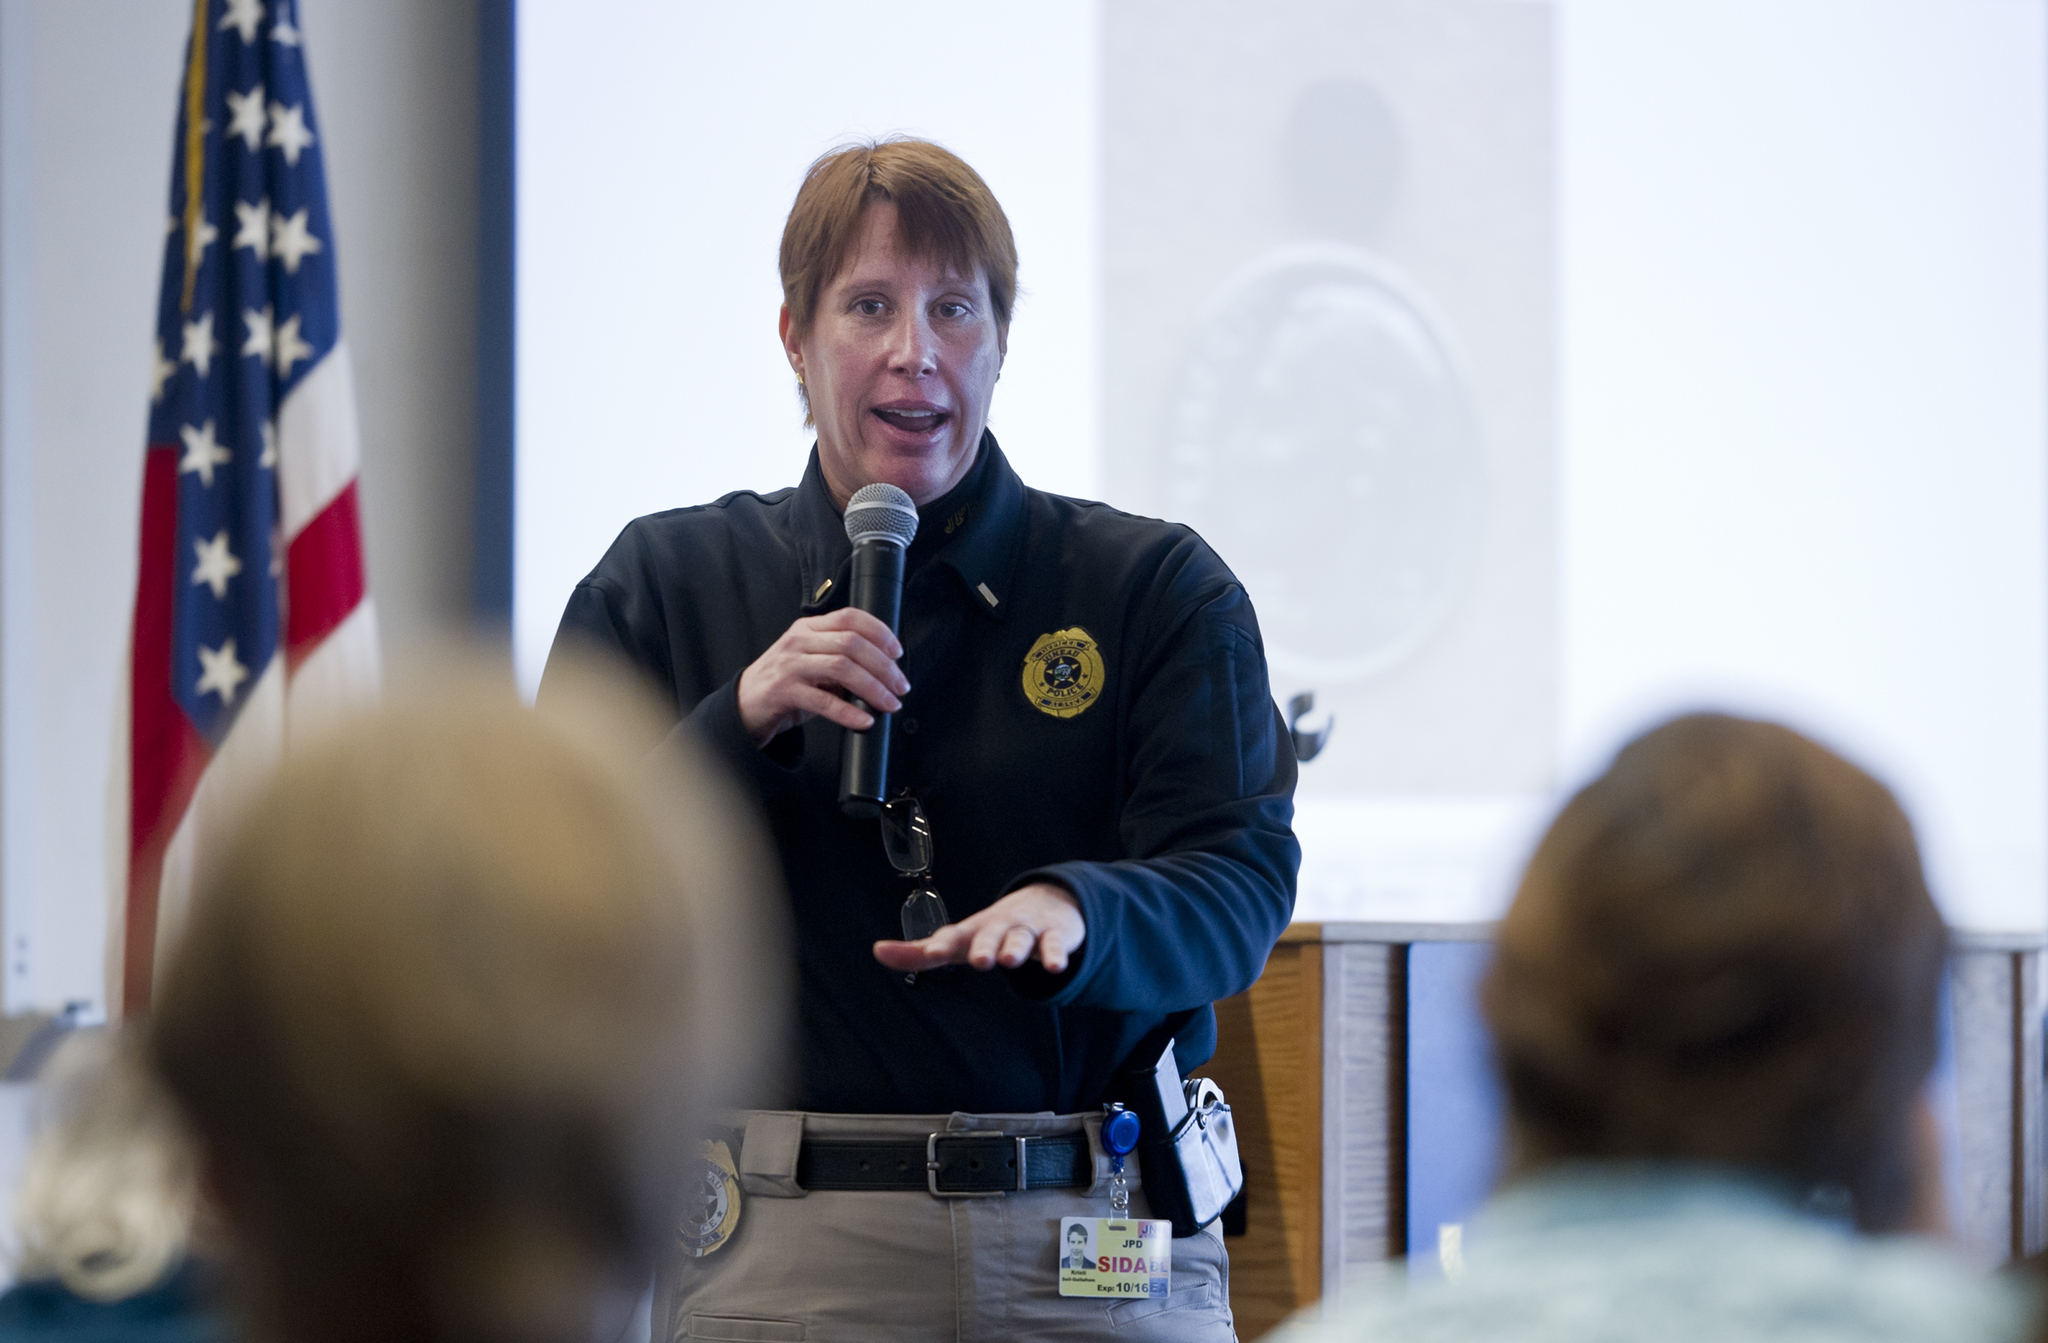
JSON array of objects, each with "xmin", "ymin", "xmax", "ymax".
[{"xmin": 1056, "ymin": 1217, "xmax": 1170, "ymax": 1298}]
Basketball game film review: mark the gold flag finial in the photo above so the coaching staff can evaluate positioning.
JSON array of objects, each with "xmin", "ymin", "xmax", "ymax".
[{"xmin": 178, "ymin": 0, "xmax": 209, "ymax": 312}]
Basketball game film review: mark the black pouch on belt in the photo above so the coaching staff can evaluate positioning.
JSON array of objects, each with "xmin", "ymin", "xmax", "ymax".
[{"xmin": 1115, "ymin": 1011, "xmax": 1245, "ymax": 1238}]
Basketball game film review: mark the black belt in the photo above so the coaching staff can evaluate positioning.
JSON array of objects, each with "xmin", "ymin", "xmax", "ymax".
[{"xmin": 797, "ymin": 1131, "xmax": 1093, "ymax": 1197}]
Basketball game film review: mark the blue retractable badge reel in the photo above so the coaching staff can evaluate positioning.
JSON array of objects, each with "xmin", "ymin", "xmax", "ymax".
[{"xmin": 1102, "ymin": 1103, "xmax": 1140, "ymax": 1215}]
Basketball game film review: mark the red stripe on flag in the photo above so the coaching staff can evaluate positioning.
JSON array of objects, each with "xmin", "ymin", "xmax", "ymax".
[
  {"xmin": 286, "ymin": 478, "xmax": 366, "ymax": 672},
  {"xmin": 128, "ymin": 444, "xmax": 211, "ymax": 1013}
]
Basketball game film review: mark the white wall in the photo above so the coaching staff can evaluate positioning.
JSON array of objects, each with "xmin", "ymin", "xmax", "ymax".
[
  {"xmin": 1300, "ymin": 0, "xmax": 2048, "ymax": 933},
  {"xmin": 1, "ymin": 0, "xmax": 191, "ymax": 1014},
  {"xmin": 1560, "ymin": 0, "xmax": 2048, "ymax": 932},
  {"xmin": 519, "ymin": 0, "xmax": 2048, "ymax": 934},
  {"xmin": 513, "ymin": 0, "xmax": 1100, "ymax": 696},
  {"xmin": 0, "ymin": 0, "xmax": 478, "ymax": 1013}
]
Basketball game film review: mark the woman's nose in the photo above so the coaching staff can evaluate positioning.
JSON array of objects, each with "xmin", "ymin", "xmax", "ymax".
[{"xmin": 886, "ymin": 310, "xmax": 939, "ymax": 375}]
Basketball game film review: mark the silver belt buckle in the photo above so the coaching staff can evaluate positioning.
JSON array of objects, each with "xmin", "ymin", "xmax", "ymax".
[{"xmin": 926, "ymin": 1132, "xmax": 1026, "ymax": 1198}]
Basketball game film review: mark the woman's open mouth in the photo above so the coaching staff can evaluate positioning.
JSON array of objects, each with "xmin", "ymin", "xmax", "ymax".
[{"xmin": 872, "ymin": 404, "xmax": 951, "ymax": 438}]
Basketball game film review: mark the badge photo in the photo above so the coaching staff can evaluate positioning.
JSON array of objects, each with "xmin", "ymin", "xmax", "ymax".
[
  {"xmin": 1021, "ymin": 627, "xmax": 1106, "ymax": 720},
  {"xmin": 678, "ymin": 1139, "xmax": 742, "ymax": 1257},
  {"xmin": 1056, "ymin": 1216, "xmax": 1171, "ymax": 1298}
]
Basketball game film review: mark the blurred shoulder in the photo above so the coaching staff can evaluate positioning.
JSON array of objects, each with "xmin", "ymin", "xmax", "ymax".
[{"xmin": 1270, "ymin": 1214, "xmax": 2031, "ymax": 1343}]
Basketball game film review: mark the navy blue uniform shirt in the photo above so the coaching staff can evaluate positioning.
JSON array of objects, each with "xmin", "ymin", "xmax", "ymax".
[{"xmin": 542, "ymin": 434, "xmax": 1299, "ymax": 1114}]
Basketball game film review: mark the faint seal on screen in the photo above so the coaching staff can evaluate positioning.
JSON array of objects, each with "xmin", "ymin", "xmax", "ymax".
[{"xmin": 1162, "ymin": 244, "xmax": 1487, "ymax": 684}]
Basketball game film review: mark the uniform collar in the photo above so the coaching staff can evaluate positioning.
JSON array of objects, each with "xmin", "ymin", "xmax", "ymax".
[
  {"xmin": 791, "ymin": 430, "xmax": 1026, "ymax": 622},
  {"xmin": 791, "ymin": 453, "xmax": 850, "ymax": 610}
]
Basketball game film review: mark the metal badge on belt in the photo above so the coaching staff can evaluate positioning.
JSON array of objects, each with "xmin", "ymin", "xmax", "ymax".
[{"xmin": 679, "ymin": 1139, "xmax": 741, "ymax": 1257}]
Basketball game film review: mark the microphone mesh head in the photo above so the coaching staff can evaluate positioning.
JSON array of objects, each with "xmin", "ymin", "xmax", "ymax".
[{"xmin": 844, "ymin": 483, "xmax": 919, "ymax": 547}]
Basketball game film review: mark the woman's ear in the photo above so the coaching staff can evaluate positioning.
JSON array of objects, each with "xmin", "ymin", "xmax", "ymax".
[{"xmin": 778, "ymin": 304, "xmax": 804, "ymax": 381}]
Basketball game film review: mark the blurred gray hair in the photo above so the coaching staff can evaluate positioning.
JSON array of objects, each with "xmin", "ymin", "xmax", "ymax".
[{"xmin": 14, "ymin": 1030, "xmax": 196, "ymax": 1300}]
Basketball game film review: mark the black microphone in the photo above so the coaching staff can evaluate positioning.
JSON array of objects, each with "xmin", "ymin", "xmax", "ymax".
[{"xmin": 838, "ymin": 483, "xmax": 918, "ymax": 818}]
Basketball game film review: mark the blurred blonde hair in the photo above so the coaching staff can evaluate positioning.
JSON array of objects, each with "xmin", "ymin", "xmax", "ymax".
[
  {"xmin": 14, "ymin": 1030, "xmax": 196, "ymax": 1301},
  {"xmin": 149, "ymin": 657, "xmax": 786, "ymax": 1343}
]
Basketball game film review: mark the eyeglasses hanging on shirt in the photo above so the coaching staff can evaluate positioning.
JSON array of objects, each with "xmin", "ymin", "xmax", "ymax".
[{"xmin": 880, "ymin": 794, "xmax": 950, "ymax": 984}]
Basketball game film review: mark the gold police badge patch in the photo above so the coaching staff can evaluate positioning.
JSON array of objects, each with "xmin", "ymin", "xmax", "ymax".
[
  {"xmin": 1022, "ymin": 627, "xmax": 1105, "ymax": 719},
  {"xmin": 678, "ymin": 1138, "xmax": 742, "ymax": 1257}
]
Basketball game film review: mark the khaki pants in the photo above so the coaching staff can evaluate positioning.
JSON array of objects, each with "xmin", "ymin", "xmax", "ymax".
[{"xmin": 660, "ymin": 1110, "xmax": 1236, "ymax": 1342}]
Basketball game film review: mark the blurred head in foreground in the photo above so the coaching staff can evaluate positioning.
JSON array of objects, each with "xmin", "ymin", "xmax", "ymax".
[
  {"xmin": 1484, "ymin": 712, "xmax": 1946, "ymax": 1232},
  {"xmin": 14, "ymin": 1030, "xmax": 199, "ymax": 1302},
  {"xmin": 149, "ymin": 662, "xmax": 785, "ymax": 1343}
]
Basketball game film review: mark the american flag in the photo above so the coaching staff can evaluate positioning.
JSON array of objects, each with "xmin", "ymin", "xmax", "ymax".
[{"xmin": 114, "ymin": 0, "xmax": 377, "ymax": 1015}]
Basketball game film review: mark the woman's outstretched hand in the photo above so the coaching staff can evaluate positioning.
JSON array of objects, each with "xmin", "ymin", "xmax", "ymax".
[{"xmin": 872, "ymin": 883, "xmax": 1085, "ymax": 975}]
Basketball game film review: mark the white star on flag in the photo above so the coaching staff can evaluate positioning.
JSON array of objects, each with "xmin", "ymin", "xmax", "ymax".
[
  {"xmin": 259, "ymin": 420, "xmax": 278, "ymax": 469},
  {"xmin": 195, "ymin": 638, "xmax": 250, "ymax": 706},
  {"xmin": 177, "ymin": 420, "xmax": 231, "ymax": 488},
  {"xmin": 218, "ymin": 0, "xmax": 263, "ymax": 44},
  {"xmin": 190, "ymin": 530, "xmax": 243, "ymax": 600},
  {"xmin": 224, "ymin": 86, "xmax": 266, "ymax": 151},
  {"xmin": 241, "ymin": 306, "xmax": 274, "ymax": 365},
  {"xmin": 180, "ymin": 311, "xmax": 218, "ymax": 377},
  {"xmin": 273, "ymin": 314, "xmax": 314, "ymax": 378},
  {"xmin": 266, "ymin": 101, "xmax": 315, "ymax": 166},
  {"xmin": 269, "ymin": 207, "xmax": 321, "ymax": 274},
  {"xmin": 149, "ymin": 339, "xmax": 177, "ymax": 402},
  {"xmin": 272, "ymin": 14, "xmax": 301, "ymax": 45},
  {"xmin": 233, "ymin": 199, "xmax": 270, "ymax": 262},
  {"xmin": 185, "ymin": 213, "xmax": 219, "ymax": 272}
]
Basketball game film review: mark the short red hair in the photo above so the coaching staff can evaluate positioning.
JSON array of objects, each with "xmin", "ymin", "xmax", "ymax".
[{"xmin": 779, "ymin": 138, "xmax": 1018, "ymax": 346}]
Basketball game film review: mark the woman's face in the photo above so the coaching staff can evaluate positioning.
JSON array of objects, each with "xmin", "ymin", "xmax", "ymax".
[{"xmin": 782, "ymin": 202, "xmax": 1006, "ymax": 509}]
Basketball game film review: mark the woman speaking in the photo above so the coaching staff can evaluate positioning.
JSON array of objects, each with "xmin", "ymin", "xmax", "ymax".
[{"xmin": 542, "ymin": 137, "xmax": 1298, "ymax": 1342}]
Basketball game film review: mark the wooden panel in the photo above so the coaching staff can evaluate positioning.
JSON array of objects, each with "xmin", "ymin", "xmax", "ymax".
[
  {"xmin": 1953, "ymin": 949, "xmax": 2018, "ymax": 1262},
  {"xmin": 1940, "ymin": 948, "xmax": 2047, "ymax": 1262},
  {"xmin": 1197, "ymin": 940, "xmax": 1324, "ymax": 1341},
  {"xmin": 2018, "ymin": 950, "xmax": 2044, "ymax": 1256},
  {"xmin": 1210, "ymin": 922, "xmax": 2046, "ymax": 1340},
  {"xmin": 1322, "ymin": 941, "xmax": 1403, "ymax": 1294}
]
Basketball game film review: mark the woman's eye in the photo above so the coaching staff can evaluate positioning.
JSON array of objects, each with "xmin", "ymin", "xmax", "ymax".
[
  {"xmin": 937, "ymin": 302, "xmax": 969, "ymax": 319},
  {"xmin": 855, "ymin": 299, "xmax": 885, "ymax": 317}
]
